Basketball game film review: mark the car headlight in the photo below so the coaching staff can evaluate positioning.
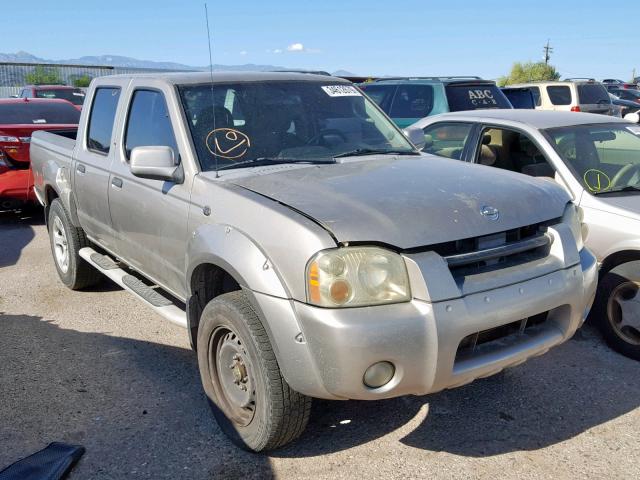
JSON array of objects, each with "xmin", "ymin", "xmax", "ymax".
[
  {"xmin": 306, "ymin": 247, "xmax": 411, "ymax": 307},
  {"xmin": 562, "ymin": 203, "xmax": 586, "ymax": 251}
]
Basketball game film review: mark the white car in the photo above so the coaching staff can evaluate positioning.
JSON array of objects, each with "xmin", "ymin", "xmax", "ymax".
[
  {"xmin": 411, "ymin": 109, "xmax": 640, "ymax": 360},
  {"xmin": 509, "ymin": 80, "xmax": 616, "ymax": 116}
]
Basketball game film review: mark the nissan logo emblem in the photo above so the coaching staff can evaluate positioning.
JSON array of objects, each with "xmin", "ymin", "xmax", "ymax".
[{"xmin": 480, "ymin": 205, "xmax": 500, "ymax": 221}]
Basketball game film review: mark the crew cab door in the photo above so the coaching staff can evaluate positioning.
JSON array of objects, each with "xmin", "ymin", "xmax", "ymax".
[
  {"xmin": 107, "ymin": 83, "xmax": 192, "ymax": 297},
  {"xmin": 73, "ymin": 85, "xmax": 122, "ymax": 249}
]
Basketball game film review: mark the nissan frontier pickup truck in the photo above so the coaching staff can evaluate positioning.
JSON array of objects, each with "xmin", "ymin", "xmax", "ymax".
[{"xmin": 31, "ymin": 72, "xmax": 597, "ymax": 451}]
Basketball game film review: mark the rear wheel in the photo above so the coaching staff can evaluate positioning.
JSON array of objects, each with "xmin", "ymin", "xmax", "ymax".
[
  {"xmin": 47, "ymin": 199, "xmax": 101, "ymax": 290},
  {"xmin": 197, "ymin": 291, "xmax": 311, "ymax": 451},
  {"xmin": 592, "ymin": 272, "xmax": 640, "ymax": 360}
]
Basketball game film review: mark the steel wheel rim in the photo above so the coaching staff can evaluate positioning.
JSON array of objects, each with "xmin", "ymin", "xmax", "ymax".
[
  {"xmin": 209, "ymin": 327, "xmax": 256, "ymax": 426},
  {"xmin": 607, "ymin": 281, "xmax": 640, "ymax": 346},
  {"xmin": 52, "ymin": 216, "xmax": 69, "ymax": 273}
]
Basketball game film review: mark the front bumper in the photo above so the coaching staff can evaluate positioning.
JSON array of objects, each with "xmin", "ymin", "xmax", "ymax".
[{"xmin": 252, "ymin": 247, "xmax": 597, "ymax": 401}]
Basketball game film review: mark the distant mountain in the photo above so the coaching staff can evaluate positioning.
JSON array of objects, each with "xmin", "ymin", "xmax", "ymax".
[{"xmin": 0, "ymin": 51, "xmax": 289, "ymax": 72}]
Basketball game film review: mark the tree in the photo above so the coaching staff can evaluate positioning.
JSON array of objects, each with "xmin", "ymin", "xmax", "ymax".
[
  {"xmin": 25, "ymin": 66, "xmax": 62, "ymax": 85},
  {"xmin": 498, "ymin": 61, "xmax": 560, "ymax": 86},
  {"xmin": 72, "ymin": 75, "xmax": 92, "ymax": 88}
]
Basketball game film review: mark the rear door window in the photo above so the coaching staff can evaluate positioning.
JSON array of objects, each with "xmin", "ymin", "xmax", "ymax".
[
  {"xmin": 577, "ymin": 84, "xmax": 610, "ymax": 104},
  {"xmin": 124, "ymin": 89, "xmax": 178, "ymax": 159},
  {"xmin": 546, "ymin": 86, "xmax": 572, "ymax": 105},
  {"xmin": 389, "ymin": 84, "xmax": 434, "ymax": 119},
  {"xmin": 422, "ymin": 122, "xmax": 473, "ymax": 160},
  {"xmin": 87, "ymin": 87, "xmax": 121, "ymax": 154},
  {"xmin": 445, "ymin": 84, "xmax": 511, "ymax": 110}
]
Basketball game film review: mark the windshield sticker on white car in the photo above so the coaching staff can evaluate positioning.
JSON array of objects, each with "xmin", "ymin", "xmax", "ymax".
[
  {"xmin": 206, "ymin": 128, "xmax": 251, "ymax": 159},
  {"xmin": 32, "ymin": 119, "xmax": 46, "ymax": 124},
  {"xmin": 626, "ymin": 126, "xmax": 640, "ymax": 135},
  {"xmin": 583, "ymin": 168, "xmax": 611, "ymax": 192},
  {"xmin": 321, "ymin": 85, "xmax": 361, "ymax": 97}
]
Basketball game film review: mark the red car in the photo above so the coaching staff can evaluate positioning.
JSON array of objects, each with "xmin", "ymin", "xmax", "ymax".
[
  {"xmin": 19, "ymin": 85, "xmax": 86, "ymax": 111},
  {"xmin": 0, "ymin": 98, "xmax": 80, "ymax": 209}
]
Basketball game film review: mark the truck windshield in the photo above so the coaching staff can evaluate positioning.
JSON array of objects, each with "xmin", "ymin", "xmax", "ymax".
[
  {"xmin": 35, "ymin": 88, "xmax": 85, "ymax": 105},
  {"xmin": 545, "ymin": 123, "xmax": 640, "ymax": 194},
  {"xmin": 178, "ymin": 81, "xmax": 416, "ymax": 171}
]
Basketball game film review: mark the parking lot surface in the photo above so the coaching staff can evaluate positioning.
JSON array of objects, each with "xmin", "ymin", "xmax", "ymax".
[{"xmin": 1, "ymin": 210, "xmax": 640, "ymax": 479}]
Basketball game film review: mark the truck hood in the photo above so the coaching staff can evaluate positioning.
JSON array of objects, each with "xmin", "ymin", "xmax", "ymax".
[{"xmin": 221, "ymin": 156, "xmax": 570, "ymax": 249}]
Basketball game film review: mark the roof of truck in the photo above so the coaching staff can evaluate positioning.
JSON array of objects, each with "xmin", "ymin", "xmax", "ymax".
[
  {"xmin": 416, "ymin": 109, "xmax": 628, "ymax": 130},
  {"xmin": 104, "ymin": 71, "xmax": 350, "ymax": 84}
]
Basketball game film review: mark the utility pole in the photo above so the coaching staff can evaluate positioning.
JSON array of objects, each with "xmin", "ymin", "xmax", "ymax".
[{"xmin": 543, "ymin": 39, "xmax": 553, "ymax": 65}]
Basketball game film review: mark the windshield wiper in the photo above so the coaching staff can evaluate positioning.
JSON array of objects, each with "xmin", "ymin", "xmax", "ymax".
[
  {"xmin": 595, "ymin": 185, "xmax": 640, "ymax": 194},
  {"xmin": 216, "ymin": 157, "xmax": 336, "ymax": 171},
  {"xmin": 333, "ymin": 148, "xmax": 420, "ymax": 158}
]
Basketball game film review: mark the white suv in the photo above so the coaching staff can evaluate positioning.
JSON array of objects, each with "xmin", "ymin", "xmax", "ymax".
[{"xmin": 510, "ymin": 79, "xmax": 615, "ymax": 116}]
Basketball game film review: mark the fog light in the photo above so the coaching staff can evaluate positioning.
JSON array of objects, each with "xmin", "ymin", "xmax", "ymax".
[{"xmin": 363, "ymin": 361, "xmax": 395, "ymax": 388}]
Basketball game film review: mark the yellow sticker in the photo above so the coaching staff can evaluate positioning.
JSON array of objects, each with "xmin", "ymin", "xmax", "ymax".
[
  {"xmin": 206, "ymin": 128, "xmax": 251, "ymax": 159},
  {"xmin": 583, "ymin": 169, "xmax": 611, "ymax": 192}
]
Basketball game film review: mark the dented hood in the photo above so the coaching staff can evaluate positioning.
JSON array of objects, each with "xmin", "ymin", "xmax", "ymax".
[{"xmin": 226, "ymin": 155, "xmax": 570, "ymax": 249}]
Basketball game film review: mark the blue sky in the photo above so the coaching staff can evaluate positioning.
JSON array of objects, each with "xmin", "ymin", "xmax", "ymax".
[{"xmin": 4, "ymin": 0, "xmax": 637, "ymax": 80}]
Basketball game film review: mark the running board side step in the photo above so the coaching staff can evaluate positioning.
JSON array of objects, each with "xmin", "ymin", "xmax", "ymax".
[{"xmin": 79, "ymin": 247, "xmax": 187, "ymax": 329}]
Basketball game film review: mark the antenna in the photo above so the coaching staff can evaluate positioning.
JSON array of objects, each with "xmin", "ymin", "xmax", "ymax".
[{"xmin": 204, "ymin": 3, "xmax": 219, "ymax": 176}]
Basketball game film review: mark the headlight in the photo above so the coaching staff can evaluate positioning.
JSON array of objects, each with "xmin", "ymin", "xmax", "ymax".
[
  {"xmin": 306, "ymin": 247, "xmax": 411, "ymax": 307},
  {"xmin": 562, "ymin": 203, "xmax": 586, "ymax": 251},
  {"xmin": 0, "ymin": 136, "xmax": 19, "ymax": 143}
]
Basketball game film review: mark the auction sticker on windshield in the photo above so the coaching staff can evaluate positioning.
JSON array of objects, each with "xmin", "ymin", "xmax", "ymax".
[{"xmin": 321, "ymin": 85, "xmax": 362, "ymax": 97}]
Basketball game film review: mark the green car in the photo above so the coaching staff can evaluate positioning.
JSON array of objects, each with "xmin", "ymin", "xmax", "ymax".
[{"xmin": 359, "ymin": 76, "xmax": 512, "ymax": 128}]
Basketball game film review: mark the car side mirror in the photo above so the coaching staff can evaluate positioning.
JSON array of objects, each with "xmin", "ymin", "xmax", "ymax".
[
  {"xmin": 130, "ymin": 146, "xmax": 183, "ymax": 183},
  {"xmin": 624, "ymin": 112, "xmax": 640, "ymax": 123},
  {"xmin": 403, "ymin": 126, "xmax": 426, "ymax": 150}
]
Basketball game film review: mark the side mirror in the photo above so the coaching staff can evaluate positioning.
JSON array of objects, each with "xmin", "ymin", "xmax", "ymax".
[
  {"xmin": 403, "ymin": 126, "xmax": 426, "ymax": 150},
  {"xmin": 130, "ymin": 146, "xmax": 183, "ymax": 183},
  {"xmin": 624, "ymin": 112, "xmax": 640, "ymax": 123}
]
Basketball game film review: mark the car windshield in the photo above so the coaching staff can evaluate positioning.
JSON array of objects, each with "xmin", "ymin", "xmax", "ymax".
[
  {"xmin": 178, "ymin": 81, "xmax": 416, "ymax": 171},
  {"xmin": 0, "ymin": 102, "xmax": 81, "ymax": 124},
  {"xmin": 35, "ymin": 88, "xmax": 85, "ymax": 105},
  {"xmin": 545, "ymin": 123, "xmax": 640, "ymax": 194}
]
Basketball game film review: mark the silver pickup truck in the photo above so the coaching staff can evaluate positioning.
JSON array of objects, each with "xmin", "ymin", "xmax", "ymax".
[{"xmin": 31, "ymin": 72, "xmax": 597, "ymax": 451}]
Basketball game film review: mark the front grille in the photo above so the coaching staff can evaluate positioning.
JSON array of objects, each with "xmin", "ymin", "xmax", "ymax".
[
  {"xmin": 455, "ymin": 311, "xmax": 550, "ymax": 362},
  {"xmin": 429, "ymin": 221, "xmax": 556, "ymax": 277}
]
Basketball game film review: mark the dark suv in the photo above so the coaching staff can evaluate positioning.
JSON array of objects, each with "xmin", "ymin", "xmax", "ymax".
[{"xmin": 358, "ymin": 77, "xmax": 512, "ymax": 128}]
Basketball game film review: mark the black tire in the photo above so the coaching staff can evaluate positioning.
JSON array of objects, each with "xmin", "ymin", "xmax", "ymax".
[
  {"xmin": 591, "ymin": 272, "xmax": 640, "ymax": 360},
  {"xmin": 197, "ymin": 290, "xmax": 311, "ymax": 451},
  {"xmin": 48, "ymin": 199, "xmax": 101, "ymax": 290}
]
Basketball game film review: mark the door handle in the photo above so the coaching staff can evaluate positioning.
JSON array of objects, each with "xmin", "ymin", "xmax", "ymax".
[
  {"xmin": 76, "ymin": 164, "xmax": 86, "ymax": 174},
  {"xmin": 111, "ymin": 177, "xmax": 123, "ymax": 189}
]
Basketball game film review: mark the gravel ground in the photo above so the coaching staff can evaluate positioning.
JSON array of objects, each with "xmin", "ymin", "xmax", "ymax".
[{"xmin": 1, "ymin": 209, "xmax": 639, "ymax": 479}]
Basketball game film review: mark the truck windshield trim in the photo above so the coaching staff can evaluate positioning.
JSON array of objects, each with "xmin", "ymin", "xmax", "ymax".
[{"xmin": 177, "ymin": 81, "xmax": 416, "ymax": 172}]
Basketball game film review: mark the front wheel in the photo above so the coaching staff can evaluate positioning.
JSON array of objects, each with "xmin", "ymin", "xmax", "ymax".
[
  {"xmin": 197, "ymin": 291, "xmax": 311, "ymax": 451},
  {"xmin": 592, "ymin": 272, "xmax": 640, "ymax": 360}
]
